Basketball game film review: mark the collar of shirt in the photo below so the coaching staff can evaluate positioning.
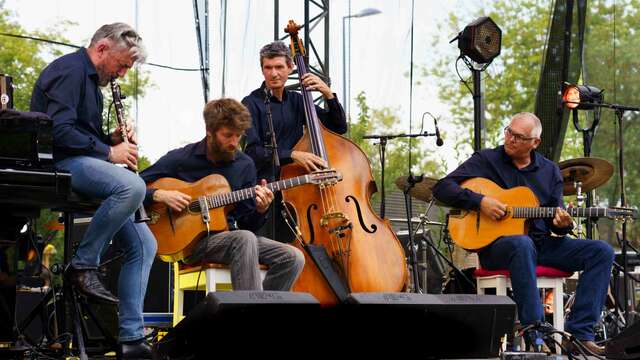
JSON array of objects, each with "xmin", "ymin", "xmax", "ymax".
[
  {"xmin": 78, "ymin": 47, "xmax": 99, "ymax": 81},
  {"xmin": 499, "ymin": 145, "xmax": 541, "ymax": 172},
  {"xmin": 260, "ymin": 81, "xmax": 289, "ymax": 103}
]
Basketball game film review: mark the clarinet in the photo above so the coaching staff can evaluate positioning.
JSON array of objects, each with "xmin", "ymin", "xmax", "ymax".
[{"xmin": 110, "ymin": 79, "xmax": 150, "ymax": 223}]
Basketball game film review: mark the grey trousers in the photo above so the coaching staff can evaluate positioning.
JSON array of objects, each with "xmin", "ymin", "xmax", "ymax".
[{"xmin": 184, "ymin": 230, "xmax": 305, "ymax": 290}]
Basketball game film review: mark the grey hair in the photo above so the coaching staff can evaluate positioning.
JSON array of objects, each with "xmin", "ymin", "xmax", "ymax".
[
  {"xmin": 512, "ymin": 112, "xmax": 542, "ymax": 138},
  {"xmin": 259, "ymin": 41, "xmax": 292, "ymax": 67},
  {"xmin": 89, "ymin": 23, "xmax": 147, "ymax": 63}
]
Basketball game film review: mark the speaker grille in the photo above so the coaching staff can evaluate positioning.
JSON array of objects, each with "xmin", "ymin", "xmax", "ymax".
[{"xmin": 460, "ymin": 16, "xmax": 502, "ymax": 63}]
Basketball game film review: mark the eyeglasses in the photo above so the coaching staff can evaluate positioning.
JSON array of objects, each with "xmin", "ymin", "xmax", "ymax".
[{"xmin": 504, "ymin": 126, "xmax": 537, "ymax": 143}]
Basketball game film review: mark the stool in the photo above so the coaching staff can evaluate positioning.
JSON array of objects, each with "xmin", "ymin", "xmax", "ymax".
[
  {"xmin": 172, "ymin": 262, "xmax": 268, "ymax": 325},
  {"xmin": 474, "ymin": 265, "xmax": 573, "ymax": 351}
]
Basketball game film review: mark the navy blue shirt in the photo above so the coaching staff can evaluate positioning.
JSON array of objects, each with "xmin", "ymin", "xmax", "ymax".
[
  {"xmin": 30, "ymin": 48, "xmax": 112, "ymax": 162},
  {"xmin": 432, "ymin": 145, "xmax": 570, "ymax": 239},
  {"xmin": 242, "ymin": 82, "xmax": 347, "ymax": 181},
  {"xmin": 140, "ymin": 139, "xmax": 266, "ymax": 232}
]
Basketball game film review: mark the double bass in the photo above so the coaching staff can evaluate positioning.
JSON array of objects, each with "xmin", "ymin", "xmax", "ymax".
[{"xmin": 282, "ymin": 21, "xmax": 407, "ymax": 304}]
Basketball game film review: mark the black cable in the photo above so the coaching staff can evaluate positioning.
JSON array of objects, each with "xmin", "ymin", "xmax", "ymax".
[
  {"xmin": 455, "ymin": 56, "xmax": 474, "ymax": 95},
  {"xmin": 0, "ymin": 32, "xmax": 205, "ymax": 72}
]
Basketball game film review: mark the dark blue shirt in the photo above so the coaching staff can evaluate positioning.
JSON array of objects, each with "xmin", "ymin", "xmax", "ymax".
[
  {"xmin": 242, "ymin": 82, "xmax": 347, "ymax": 181},
  {"xmin": 432, "ymin": 145, "xmax": 569, "ymax": 239},
  {"xmin": 140, "ymin": 139, "xmax": 266, "ymax": 232},
  {"xmin": 30, "ymin": 48, "xmax": 112, "ymax": 162}
]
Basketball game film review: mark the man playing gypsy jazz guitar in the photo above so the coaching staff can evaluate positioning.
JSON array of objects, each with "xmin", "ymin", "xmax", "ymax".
[
  {"xmin": 140, "ymin": 98, "xmax": 306, "ymax": 291},
  {"xmin": 432, "ymin": 112, "xmax": 615, "ymax": 355}
]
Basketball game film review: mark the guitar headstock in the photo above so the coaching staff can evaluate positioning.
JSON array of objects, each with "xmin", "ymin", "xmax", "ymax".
[
  {"xmin": 309, "ymin": 169, "xmax": 342, "ymax": 186},
  {"xmin": 284, "ymin": 20, "xmax": 305, "ymax": 57},
  {"xmin": 609, "ymin": 206, "xmax": 638, "ymax": 221}
]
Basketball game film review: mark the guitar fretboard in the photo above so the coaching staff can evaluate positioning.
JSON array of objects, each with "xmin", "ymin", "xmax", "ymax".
[
  {"xmin": 187, "ymin": 174, "xmax": 311, "ymax": 212},
  {"xmin": 512, "ymin": 207, "xmax": 610, "ymax": 219}
]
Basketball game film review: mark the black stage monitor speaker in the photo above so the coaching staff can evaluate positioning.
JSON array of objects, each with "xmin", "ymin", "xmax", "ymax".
[
  {"xmin": 155, "ymin": 291, "xmax": 321, "ymax": 357},
  {"xmin": 606, "ymin": 320, "xmax": 640, "ymax": 360},
  {"xmin": 344, "ymin": 292, "xmax": 516, "ymax": 358},
  {"xmin": 458, "ymin": 16, "xmax": 502, "ymax": 64}
]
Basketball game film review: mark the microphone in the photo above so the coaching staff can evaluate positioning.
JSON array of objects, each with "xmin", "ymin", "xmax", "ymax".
[{"xmin": 434, "ymin": 117, "xmax": 444, "ymax": 146}]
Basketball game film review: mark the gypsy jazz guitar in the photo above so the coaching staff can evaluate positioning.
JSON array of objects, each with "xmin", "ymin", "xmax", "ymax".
[
  {"xmin": 146, "ymin": 170, "xmax": 341, "ymax": 262},
  {"xmin": 447, "ymin": 177, "xmax": 637, "ymax": 250}
]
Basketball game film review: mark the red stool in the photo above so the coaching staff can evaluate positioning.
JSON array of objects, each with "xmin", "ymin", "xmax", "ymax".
[{"xmin": 474, "ymin": 265, "xmax": 573, "ymax": 350}]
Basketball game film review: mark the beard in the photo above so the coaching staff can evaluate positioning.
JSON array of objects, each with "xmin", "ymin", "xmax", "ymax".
[
  {"xmin": 209, "ymin": 139, "xmax": 237, "ymax": 162},
  {"xmin": 95, "ymin": 63, "xmax": 111, "ymax": 87}
]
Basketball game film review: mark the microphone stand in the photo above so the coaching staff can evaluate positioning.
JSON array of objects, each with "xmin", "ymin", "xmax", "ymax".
[
  {"xmin": 362, "ymin": 131, "xmax": 437, "ymax": 218},
  {"xmin": 263, "ymin": 88, "xmax": 280, "ymax": 241},
  {"xmin": 363, "ymin": 131, "xmax": 437, "ymax": 293}
]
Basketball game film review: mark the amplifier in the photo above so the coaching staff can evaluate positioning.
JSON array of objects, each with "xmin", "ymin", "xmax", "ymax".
[
  {"xmin": 0, "ymin": 74, "xmax": 12, "ymax": 110},
  {"xmin": 0, "ymin": 109, "xmax": 53, "ymax": 168}
]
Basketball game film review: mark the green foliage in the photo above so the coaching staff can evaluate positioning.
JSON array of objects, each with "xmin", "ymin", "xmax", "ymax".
[
  {"xmin": 349, "ymin": 91, "xmax": 446, "ymax": 200},
  {"xmin": 422, "ymin": 1, "xmax": 584, "ymax": 157},
  {"xmin": 138, "ymin": 155, "xmax": 151, "ymax": 171},
  {"xmin": 0, "ymin": 8, "xmax": 71, "ymax": 110}
]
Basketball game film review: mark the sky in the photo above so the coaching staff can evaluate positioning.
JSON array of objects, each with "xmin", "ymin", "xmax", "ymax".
[{"xmin": 3, "ymin": 0, "xmax": 484, "ymax": 173}]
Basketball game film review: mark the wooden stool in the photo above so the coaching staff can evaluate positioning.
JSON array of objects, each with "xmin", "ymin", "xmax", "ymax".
[
  {"xmin": 172, "ymin": 262, "xmax": 267, "ymax": 325},
  {"xmin": 475, "ymin": 265, "xmax": 573, "ymax": 351}
]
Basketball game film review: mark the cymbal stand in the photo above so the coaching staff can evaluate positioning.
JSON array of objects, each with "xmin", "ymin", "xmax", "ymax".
[
  {"xmin": 414, "ymin": 208, "xmax": 474, "ymax": 292},
  {"xmin": 574, "ymin": 180, "xmax": 585, "ymax": 239},
  {"xmin": 401, "ymin": 173, "xmax": 425, "ymax": 293}
]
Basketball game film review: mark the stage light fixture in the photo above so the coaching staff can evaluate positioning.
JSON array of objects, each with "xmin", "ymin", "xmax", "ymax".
[
  {"xmin": 562, "ymin": 84, "xmax": 604, "ymax": 110},
  {"xmin": 455, "ymin": 16, "xmax": 502, "ymax": 64}
]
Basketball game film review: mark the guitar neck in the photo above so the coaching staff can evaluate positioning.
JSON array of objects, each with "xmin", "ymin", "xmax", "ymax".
[
  {"xmin": 195, "ymin": 174, "xmax": 311, "ymax": 209},
  {"xmin": 512, "ymin": 207, "xmax": 610, "ymax": 219}
]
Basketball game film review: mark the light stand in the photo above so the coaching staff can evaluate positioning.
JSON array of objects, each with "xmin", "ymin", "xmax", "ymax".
[
  {"xmin": 451, "ymin": 16, "xmax": 502, "ymax": 152},
  {"xmin": 569, "ymin": 107, "xmax": 602, "ymax": 239}
]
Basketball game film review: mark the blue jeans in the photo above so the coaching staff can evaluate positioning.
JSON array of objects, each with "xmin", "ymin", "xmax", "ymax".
[
  {"xmin": 57, "ymin": 156, "xmax": 157, "ymax": 342},
  {"xmin": 478, "ymin": 235, "xmax": 614, "ymax": 341}
]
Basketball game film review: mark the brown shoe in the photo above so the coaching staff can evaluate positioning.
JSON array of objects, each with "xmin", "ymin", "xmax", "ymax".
[{"xmin": 562, "ymin": 339, "xmax": 605, "ymax": 356}]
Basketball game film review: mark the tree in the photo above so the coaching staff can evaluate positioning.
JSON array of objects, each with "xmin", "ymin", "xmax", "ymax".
[
  {"xmin": 423, "ymin": 1, "xmax": 583, "ymax": 159},
  {"xmin": 349, "ymin": 91, "xmax": 446, "ymax": 201}
]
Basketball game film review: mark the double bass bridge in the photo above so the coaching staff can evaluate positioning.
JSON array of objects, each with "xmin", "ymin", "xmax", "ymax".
[{"xmin": 320, "ymin": 211, "xmax": 352, "ymax": 276}]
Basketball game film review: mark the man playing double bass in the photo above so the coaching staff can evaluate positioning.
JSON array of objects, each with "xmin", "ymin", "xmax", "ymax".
[
  {"xmin": 242, "ymin": 41, "xmax": 347, "ymax": 242},
  {"xmin": 432, "ymin": 112, "xmax": 614, "ymax": 354}
]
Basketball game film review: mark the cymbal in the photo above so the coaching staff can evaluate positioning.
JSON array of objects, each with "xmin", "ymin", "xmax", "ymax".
[
  {"xmin": 394, "ymin": 176, "xmax": 439, "ymax": 202},
  {"xmin": 558, "ymin": 157, "xmax": 614, "ymax": 195}
]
